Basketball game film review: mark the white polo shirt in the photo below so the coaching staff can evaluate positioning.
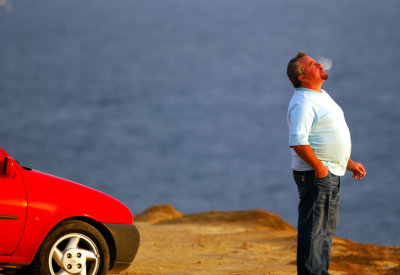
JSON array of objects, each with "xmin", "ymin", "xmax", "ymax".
[{"xmin": 287, "ymin": 88, "xmax": 352, "ymax": 176}]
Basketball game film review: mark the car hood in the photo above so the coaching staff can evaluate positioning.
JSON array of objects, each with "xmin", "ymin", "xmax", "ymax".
[{"xmin": 21, "ymin": 169, "xmax": 134, "ymax": 225}]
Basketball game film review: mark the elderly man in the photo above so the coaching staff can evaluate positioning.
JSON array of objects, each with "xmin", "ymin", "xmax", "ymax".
[{"xmin": 286, "ymin": 52, "xmax": 366, "ymax": 275}]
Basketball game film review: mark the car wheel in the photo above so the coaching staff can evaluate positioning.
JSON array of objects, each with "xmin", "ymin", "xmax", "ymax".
[{"xmin": 32, "ymin": 220, "xmax": 110, "ymax": 275}]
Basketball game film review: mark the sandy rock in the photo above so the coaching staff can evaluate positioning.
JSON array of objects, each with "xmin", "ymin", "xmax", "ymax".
[
  {"xmin": 159, "ymin": 209, "xmax": 295, "ymax": 231},
  {"xmin": 134, "ymin": 204, "xmax": 184, "ymax": 222},
  {"xmin": 127, "ymin": 205, "xmax": 400, "ymax": 274}
]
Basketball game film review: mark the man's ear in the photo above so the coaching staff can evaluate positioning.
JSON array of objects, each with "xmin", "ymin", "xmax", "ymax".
[{"xmin": 298, "ymin": 75, "xmax": 305, "ymax": 83}]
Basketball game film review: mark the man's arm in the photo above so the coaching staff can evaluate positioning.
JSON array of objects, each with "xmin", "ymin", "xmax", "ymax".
[
  {"xmin": 291, "ymin": 145, "xmax": 329, "ymax": 178},
  {"xmin": 347, "ymin": 158, "xmax": 366, "ymax": 180}
]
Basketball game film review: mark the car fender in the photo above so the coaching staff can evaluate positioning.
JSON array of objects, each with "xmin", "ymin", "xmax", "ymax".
[{"xmin": 11, "ymin": 169, "xmax": 133, "ymax": 264}]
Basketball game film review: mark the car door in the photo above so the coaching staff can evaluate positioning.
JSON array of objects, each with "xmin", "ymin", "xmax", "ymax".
[{"xmin": 0, "ymin": 154, "xmax": 27, "ymax": 256}]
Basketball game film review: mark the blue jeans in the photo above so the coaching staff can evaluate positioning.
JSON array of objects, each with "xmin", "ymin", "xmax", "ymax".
[{"xmin": 293, "ymin": 170, "xmax": 341, "ymax": 275}]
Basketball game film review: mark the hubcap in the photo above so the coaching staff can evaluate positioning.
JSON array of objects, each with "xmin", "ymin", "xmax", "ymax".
[
  {"xmin": 62, "ymin": 248, "xmax": 86, "ymax": 274},
  {"xmin": 48, "ymin": 233, "xmax": 100, "ymax": 275}
]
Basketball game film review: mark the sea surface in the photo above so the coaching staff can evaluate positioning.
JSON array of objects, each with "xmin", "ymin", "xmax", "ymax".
[{"xmin": 1, "ymin": 0, "xmax": 399, "ymax": 246}]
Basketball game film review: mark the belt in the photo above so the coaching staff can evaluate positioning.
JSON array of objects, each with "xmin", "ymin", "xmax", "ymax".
[{"xmin": 293, "ymin": 170, "xmax": 315, "ymax": 176}]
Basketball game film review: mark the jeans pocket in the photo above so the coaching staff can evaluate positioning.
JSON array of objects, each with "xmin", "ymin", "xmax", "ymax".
[
  {"xmin": 313, "ymin": 172, "xmax": 331, "ymax": 190},
  {"xmin": 315, "ymin": 172, "xmax": 330, "ymax": 181},
  {"xmin": 294, "ymin": 173, "xmax": 310, "ymax": 200}
]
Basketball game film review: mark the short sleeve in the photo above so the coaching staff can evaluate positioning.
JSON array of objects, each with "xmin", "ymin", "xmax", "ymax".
[{"xmin": 288, "ymin": 101, "xmax": 316, "ymax": 147}]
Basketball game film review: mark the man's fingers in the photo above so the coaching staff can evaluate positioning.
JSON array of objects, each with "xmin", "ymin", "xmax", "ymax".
[
  {"xmin": 358, "ymin": 170, "xmax": 366, "ymax": 180},
  {"xmin": 350, "ymin": 162, "xmax": 366, "ymax": 181},
  {"xmin": 353, "ymin": 169, "xmax": 366, "ymax": 180}
]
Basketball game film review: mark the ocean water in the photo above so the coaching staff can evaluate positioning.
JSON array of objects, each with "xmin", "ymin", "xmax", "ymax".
[{"xmin": 1, "ymin": 0, "xmax": 399, "ymax": 246}]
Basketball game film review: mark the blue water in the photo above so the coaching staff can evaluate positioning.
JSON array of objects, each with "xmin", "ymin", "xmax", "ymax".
[{"xmin": 1, "ymin": 0, "xmax": 399, "ymax": 246}]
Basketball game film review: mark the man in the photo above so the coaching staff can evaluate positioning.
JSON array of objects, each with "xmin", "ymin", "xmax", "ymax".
[{"xmin": 286, "ymin": 52, "xmax": 366, "ymax": 275}]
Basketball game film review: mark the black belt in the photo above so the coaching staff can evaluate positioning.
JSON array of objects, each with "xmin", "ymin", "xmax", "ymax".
[{"xmin": 293, "ymin": 170, "xmax": 314, "ymax": 176}]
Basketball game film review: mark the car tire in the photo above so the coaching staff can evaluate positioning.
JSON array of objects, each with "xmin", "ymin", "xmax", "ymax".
[{"xmin": 30, "ymin": 220, "xmax": 110, "ymax": 275}]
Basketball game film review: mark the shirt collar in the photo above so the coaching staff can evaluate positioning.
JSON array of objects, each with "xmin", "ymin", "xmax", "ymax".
[{"xmin": 295, "ymin": 88, "xmax": 325, "ymax": 94}]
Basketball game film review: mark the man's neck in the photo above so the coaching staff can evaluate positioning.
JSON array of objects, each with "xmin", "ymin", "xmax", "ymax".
[{"xmin": 300, "ymin": 83, "xmax": 322, "ymax": 93}]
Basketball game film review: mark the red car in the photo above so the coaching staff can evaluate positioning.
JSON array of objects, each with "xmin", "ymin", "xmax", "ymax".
[{"xmin": 0, "ymin": 147, "xmax": 140, "ymax": 275}]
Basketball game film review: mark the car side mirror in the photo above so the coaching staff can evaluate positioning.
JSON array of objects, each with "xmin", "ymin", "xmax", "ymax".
[{"xmin": 2, "ymin": 156, "xmax": 16, "ymax": 178}]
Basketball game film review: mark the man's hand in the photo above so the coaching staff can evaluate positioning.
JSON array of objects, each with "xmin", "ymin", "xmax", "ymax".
[
  {"xmin": 315, "ymin": 166, "xmax": 329, "ymax": 178},
  {"xmin": 347, "ymin": 158, "xmax": 366, "ymax": 180},
  {"xmin": 292, "ymin": 145, "xmax": 329, "ymax": 178}
]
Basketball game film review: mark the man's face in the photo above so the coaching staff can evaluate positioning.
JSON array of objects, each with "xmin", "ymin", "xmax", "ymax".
[{"xmin": 298, "ymin": 56, "xmax": 329, "ymax": 84}]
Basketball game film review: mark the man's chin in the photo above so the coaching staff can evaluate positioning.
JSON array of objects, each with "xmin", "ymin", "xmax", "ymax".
[{"xmin": 321, "ymin": 72, "xmax": 329, "ymax": 80}]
